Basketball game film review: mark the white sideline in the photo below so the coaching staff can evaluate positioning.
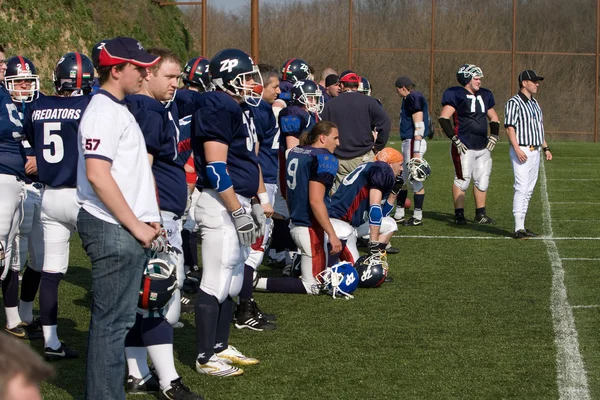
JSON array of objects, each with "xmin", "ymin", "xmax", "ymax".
[
  {"xmin": 540, "ymin": 160, "xmax": 590, "ymax": 399},
  {"xmin": 561, "ymin": 258, "xmax": 600, "ymax": 261},
  {"xmin": 572, "ymin": 305, "xmax": 600, "ymax": 309},
  {"xmin": 392, "ymin": 235, "xmax": 600, "ymax": 240},
  {"xmin": 550, "ymin": 202, "xmax": 600, "ymax": 205},
  {"xmin": 547, "ymin": 179, "xmax": 599, "ymax": 181}
]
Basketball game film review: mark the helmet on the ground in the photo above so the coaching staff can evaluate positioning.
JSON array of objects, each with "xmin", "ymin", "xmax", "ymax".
[{"xmin": 316, "ymin": 261, "xmax": 359, "ymax": 299}]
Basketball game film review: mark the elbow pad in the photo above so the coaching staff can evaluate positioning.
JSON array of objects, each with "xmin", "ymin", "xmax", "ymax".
[
  {"xmin": 206, "ymin": 161, "xmax": 233, "ymax": 193},
  {"xmin": 369, "ymin": 204, "xmax": 383, "ymax": 226},
  {"xmin": 438, "ymin": 117, "xmax": 455, "ymax": 139},
  {"xmin": 489, "ymin": 121, "xmax": 500, "ymax": 137}
]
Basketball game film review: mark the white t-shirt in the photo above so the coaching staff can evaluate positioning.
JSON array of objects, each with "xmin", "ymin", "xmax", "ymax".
[{"xmin": 76, "ymin": 90, "xmax": 160, "ymax": 225}]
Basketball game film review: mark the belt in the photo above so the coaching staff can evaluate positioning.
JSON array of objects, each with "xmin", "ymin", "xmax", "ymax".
[
  {"xmin": 32, "ymin": 182, "xmax": 43, "ymax": 190},
  {"xmin": 519, "ymin": 145, "xmax": 540, "ymax": 151}
]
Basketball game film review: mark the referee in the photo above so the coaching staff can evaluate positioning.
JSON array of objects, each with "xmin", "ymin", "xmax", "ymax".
[{"xmin": 504, "ymin": 69, "xmax": 553, "ymax": 239}]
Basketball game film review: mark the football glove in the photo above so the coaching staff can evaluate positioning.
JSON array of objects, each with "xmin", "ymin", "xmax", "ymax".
[
  {"xmin": 150, "ymin": 229, "xmax": 169, "ymax": 253},
  {"xmin": 391, "ymin": 175, "xmax": 405, "ymax": 195},
  {"xmin": 486, "ymin": 134, "xmax": 499, "ymax": 152},
  {"xmin": 451, "ymin": 136, "xmax": 468, "ymax": 155},
  {"xmin": 251, "ymin": 202, "xmax": 267, "ymax": 238},
  {"xmin": 232, "ymin": 207, "xmax": 257, "ymax": 247}
]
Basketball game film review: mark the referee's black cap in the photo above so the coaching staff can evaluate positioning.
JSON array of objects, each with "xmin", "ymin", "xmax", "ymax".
[{"xmin": 518, "ymin": 69, "xmax": 544, "ymax": 83}]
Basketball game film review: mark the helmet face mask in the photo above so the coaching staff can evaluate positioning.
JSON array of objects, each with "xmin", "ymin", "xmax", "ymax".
[
  {"xmin": 291, "ymin": 80, "xmax": 323, "ymax": 114},
  {"xmin": 456, "ymin": 64, "xmax": 484, "ymax": 87},
  {"xmin": 407, "ymin": 157, "xmax": 431, "ymax": 182},
  {"xmin": 5, "ymin": 56, "xmax": 39, "ymax": 103},
  {"xmin": 210, "ymin": 49, "xmax": 263, "ymax": 107}
]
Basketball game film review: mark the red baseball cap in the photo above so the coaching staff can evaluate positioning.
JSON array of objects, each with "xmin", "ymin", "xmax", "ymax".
[
  {"xmin": 98, "ymin": 37, "xmax": 161, "ymax": 68},
  {"xmin": 339, "ymin": 73, "xmax": 360, "ymax": 84}
]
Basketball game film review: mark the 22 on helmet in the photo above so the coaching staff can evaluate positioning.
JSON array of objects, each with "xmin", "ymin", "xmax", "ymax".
[
  {"xmin": 5, "ymin": 56, "xmax": 39, "ymax": 102},
  {"xmin": 53, "ymin": 52, "xmax": 95, "ymax": 96},
  {"xmin": 209, "ymin": 48, "xmax": 262, "ymax": 106},
  {"xmin": 281, "ymin": 58, "xmax": 310, "ymax": 83},
  {"xmin": 290, "ymin": 79, "xmax": 323, "ymax": 114}
]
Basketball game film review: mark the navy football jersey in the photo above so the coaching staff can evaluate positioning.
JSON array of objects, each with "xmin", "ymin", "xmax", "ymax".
[
  {"xmin": 0, "ymin": 87, "xmax": 26, "ymax": 178},
  {"xmin": 400, "ymin": 91, "xmax": 430, "ymax": 140},
  {"xmin": 127, "ymin": 94, "xmax": 187, "ymax": 216},
  {"xmin": 253, "ymin": 100, "xmax": 279, "ymax": 184},
  {"xmin": 279, "ymin": 80, "xmax": 293, "ymax": 105},
  {"xmin": 191, "ymin": 91, "xmax": 260, "ymax": 199},
  {"xmin": 278, "ymin": 105, "xmax": 317, "ymax": 143},
  {"xmin": 176, "ymin": 115, "xmax": 193, "ymax": 167},
  {"xmin": 23, "ymin": 95, "xmax": 90, "ymax": 187},
  {"xmin": 441, "ymin": 86, "xmax": 495, "ymax": 150},
  {"xmin": 328, "ymin": 161, "xmax": 395, "ymax": 227},
  {"xmin": 174, "ymin": 89, "xmax": 204, "ymax": 119},
  {"xmin": 286, "ymin": 146, "xmax": 338, "ymax": 227}
]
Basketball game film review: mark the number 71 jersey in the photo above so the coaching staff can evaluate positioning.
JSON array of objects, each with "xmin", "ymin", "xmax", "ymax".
[
  {"xmin": 441, "ymin": 86, "xmax": 495, "ymax": 150},
  {"xmin": 23, "ymin": 95, "xmax": 91, "ymax": 188}
]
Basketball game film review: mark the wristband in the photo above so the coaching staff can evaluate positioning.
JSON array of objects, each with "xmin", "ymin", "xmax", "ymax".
[
  {"xmin": 543, "ymin": 146, "xmax": 550, "ymax": 152},
  {"xmin": 257, "ymin": 192, "xmax": 270, "ymax": 205}
]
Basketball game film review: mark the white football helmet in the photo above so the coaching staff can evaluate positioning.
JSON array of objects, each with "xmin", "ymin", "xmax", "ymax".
[{"xmin": 407, "ymin": 158, "xmax": 431, "ymax": 182}]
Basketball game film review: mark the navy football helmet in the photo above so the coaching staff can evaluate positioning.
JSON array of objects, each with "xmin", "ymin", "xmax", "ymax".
[
  {"xmin": 138, "ymin": 246, "xmax": 179, "ymax": 311},
  {"xmin": 5, "ymin": 56, "xmax": 39, "ymax": 102},
  {"xmin": 355, "ymin": 254, "xmax": 388, "ymax": 288},
  {"xmin": 281, "ymin": 58, "xmax": 310, "ymax": 83},
  {"xmin": 290, "ymin": 79, "xmax": 323, "ymax": 114},
  {"xmin": 53, "ymin": 52, "xmax": 95, "ymax": 96},
  {"xmin": 182, "ymin": 56, "xmax": 212, "ymax": 92},
  {"xmin": 209, "ymin": 48, "xmax": 262, "ymax": 106},
  {"xmin": 407, "ymin": 157, "xmax": 431, "ymax": 182},
  {"xmin": 358, "ymin": 76, "xmax": 372, "ymax": 96},
  {"xmin": 316, "ymin": 261, "xmax": 359, "ymax": 299},
  {"xmin": 456, "ymin": 64, "xmax": 483, "ymax": 86}
]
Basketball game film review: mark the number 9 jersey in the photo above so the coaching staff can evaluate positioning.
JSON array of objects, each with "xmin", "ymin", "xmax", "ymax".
[
  {"xmin": 23, "ymin": 95, "xmax": 91, "ymax": 188},
  {"xmin": 441, "ymin": 86, "xmax": 495, "ymax": 150}
]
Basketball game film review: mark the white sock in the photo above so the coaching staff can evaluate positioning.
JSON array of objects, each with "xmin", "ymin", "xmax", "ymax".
[
  {"xmin": 256, "ymin": 278, "xmax": 268, "ymax": 291},
  {"xmin": 125, "ymin": 347, "xmax": 149, "ymax": 379},
  {"xmin": 514, "ymin": 213, "xmax": 525, "ymax": 232},
  {"xmin": 5, "ymin": 307, "xmax": 22, "ymax": 329},
  {"xmin": 394, "ymin": 207, "xmax": 405, "ymax": 219},
  {"xmin": 19, "ymin": 300, "xmax": 34, "ymax": 324},
  {"xmin": 414, "ymin": 209, "xmax": 423, "ymax": 220},
  {"xmin": 146, "ymin": 344, "xmax": 179, "ymax": 389},
  {"xmin": 164, "ymin": 289, "xmax": 181, "ymax": 326},
  {"xmin": 43, "ymin": 325, "xmax": 61, "ymax": 349}
]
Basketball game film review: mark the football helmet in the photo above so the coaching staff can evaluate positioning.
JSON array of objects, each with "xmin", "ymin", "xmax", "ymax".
[
  {"xmin": 358, "ymin": 76, "xmax": 372, "ymax": 96},
  {"xmin": 138, "ymin": 246, "xmax": 179, "ymax": 311},
  {"xmin": 456, "ymin": 64, "xmax": 483, "ymax": 86},
  {"xmin": 209, "ymin": 48, "xmax": 262, "ymax": 106},
  {"xmin": 290, "ymin": 79, "xmax": 324, "ymax": 114},
  {"xmin": 316, "ymin": 261, "xmax": 359, "ymax": 299},
  {"xmin": 355, "ymin": 254, "xmax": 388, "ymax": 288},
  {"xmin": 281, "ymin": 58, "xmax": 310, "ymax": 83},
  {"xmin": 53, "ymin": 52, "xmax": 95, "ymax": 96},
  {"xmin": 182, "ymin": 56, "xmax": 212, "ymax": 92},
  {"xmin": 4, "ymin": 56, "xmax": 39, "ymax": 102},
  {"xmin": 407, "ymin": 157, "xmax": 431, "ymax": 182}
]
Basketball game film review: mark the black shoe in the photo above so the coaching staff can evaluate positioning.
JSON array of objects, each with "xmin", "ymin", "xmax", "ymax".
[
  {"xmin": 234, "ymin": 300, "xmax": 276, "ymax": 331},
  {"xmin": 525, "ymin": 229, "xmax": 539, "ymax": 238},
  {"xmin": 455, "ymin": 214, "xmax": 467, "ymax": 225},
  {"xmin": 181, "ymin": 296, "xmax": 195, "ymax": 314},
  {"xmin": 394, "ymin": 216, "xmax": 406, "ymax": 224},
  {"xmin": 44, "ymin": 342, "xmax": 79, "ymax": 361},
  {"xmin": 356, "ymin": 237, "xmax": 369, "ymax": 248},
  {"xmin": 251, "ymin": 298, "xmax": 276, "ymax": 322},
  {"xmin": 475, "ymin": 213, "xmax": 496, "ymax": 225},
  {"xmin": 5, "ymin": 324, "xmax": 27, "ymax": 339},
  {"xmin": 126, "ymin": 373, "xmax": 159, "ymax": 394},
  {"xmin": 513, "ymin": 229, "xmax": 530, "ymax": 240},
  {"xmin": 403, "ymin": 217, "xmax": 422, "ymax": 226},
  {"xmin": 385, "ymin": 246, "xmax": 400, "ymax": 255},
  {"xmin": 161, "ymin": 377, "xmax": 203, "ymax": 400},
  {"xmin": 182, "ymin": 277, "xmax": 200, "ymax": 295},
  {"xmin": 23, "ymin": 318, "xmax": 43, "ymax": 340}
]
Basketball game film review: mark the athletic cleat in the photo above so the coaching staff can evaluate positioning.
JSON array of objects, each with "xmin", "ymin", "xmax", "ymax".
[
  {"xmin": 394, "ymin": 216, "xmax": 406, "ymax": 224},
  {"xmin": 455, "ymin": 214, "xmax": 467, "ymax": 225},
  {"xmin": 474, "ymin": 213, "xmax": 496, "ymax": 225},
  {"xmin": 525, "ymin": 229, "xmax": 539, "ymax": 238},
  {"xmin": 235, "ymin": 300, "xmax": 276, "ymax": 331},
  {"xmin": 216, "ymin": 345, "xmax": 259, "ymax": 366},
  {"xmin": 44, "ymin": 342, "xmax": 79, "ymax": 361},
  {"xmin": 385, "ymin": 246, "xmax": 400, "ymax": 255},
  {"xmin": 161, "ymin": 377, "xmax": 203, "ymax": 400},
  {"xmin": 126, "ymin": 373, "xmax": 160, "ymax": 394},
  {"xmin": 23, "ymin": 318, "xmax": 43, "ymax": 340},
  {"xmin": 252, "ymin": 299, "xmax": 276, "ymax": 322},
  {"xmin": 403, "ymin": 217, "xmax": 422, "ymax": 226},
  {"xmin": 5, "ymin": 324, "xmax": 27, "ymax": 339},
  {"xmin": 513, "ymin": 229, "xmax": 530, "ymax": 240},
  {"xmin": 196, "ymin": 355, "xmax": 244, "ymax": 377},
  {"xmin": 181, "ymin": 296, "xmax": 194, "ymax": 314}
]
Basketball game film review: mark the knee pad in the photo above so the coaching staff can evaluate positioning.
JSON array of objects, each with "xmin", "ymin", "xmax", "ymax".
[
  {"xmin": 474, "ymin": 156, "xmax": 492, "ymax": 192},
  {"xmin": 410, "ymin": 180, "xmax": 424, "ymax": 193},
  {"xmin": 453, "ymin": 177, "xmax": 471, "ymax": 192}
]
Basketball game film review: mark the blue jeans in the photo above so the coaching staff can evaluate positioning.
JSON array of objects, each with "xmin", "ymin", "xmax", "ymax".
[{"xmin": 77, "ymin": 209, "xmax": 149, "ymax": 400}]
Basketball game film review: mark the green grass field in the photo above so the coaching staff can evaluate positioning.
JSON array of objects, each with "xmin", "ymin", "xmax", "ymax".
[{"xmin": 5, "ymin": 141, "xmax": 599, "ymax": 400}]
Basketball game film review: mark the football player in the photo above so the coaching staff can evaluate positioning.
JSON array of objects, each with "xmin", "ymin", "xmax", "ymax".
[
  {"xmin": 254, "ymin": 121, "xmax": 342, "ymax": 295},
  {"xmin": 439, "ymin": 64, "xmax": 499, "ymax": 225},
  {"xmin": 23, "ymin": 52, "xmax": 93, "ymax": 358},
  {"xmin": 235, "ymin": 64, "xmax": 281, "ymax": 332},
  {"xmin": 392, "ymin": 76, "xmax": 430, "ymax": 226},
  {"xmin": 328, "ymin": 147, "xmax": 403, "ymax": 264},
  {"xmin": 0, "ymin": 54, "xmax": 32, "ymax": 339},
  {"xmin": 273, "ymin": 57, "xmax": 310, "ymax": 116},
  {"xmin": 191, "ymin": 48, "xmax": 264, "ymax": 377},
  {"xmin": 176, "ymin": 56, "xmax": 211, "ymax": 119}
]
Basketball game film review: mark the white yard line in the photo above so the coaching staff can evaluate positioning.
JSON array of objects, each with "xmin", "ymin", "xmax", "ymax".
[
  {"xmin": 572, "ymin": 305, "xmax": 600, "ymax": 309},
  {"xmin": 540, "ymin": 160, "xmax": 590, "ymax": 399},
  {"xmin": 550, "ymin": 202, "xmax": 600, "ymax": 205},
  {"xmin": 561, "ymin": 258, "xmax": 600, "ymax": 261},
  {"xmin": 392, "ymin": 235, "xmax": 600, "ymax": 240},
  {"xmin": 547, "ymin": 179, "xmax": 599, "ymax": 181}
]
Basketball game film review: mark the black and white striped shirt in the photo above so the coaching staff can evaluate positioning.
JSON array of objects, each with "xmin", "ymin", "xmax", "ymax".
[{"xmin": 504, "ymin": 91, "xmax": 544, "ymax": 146}]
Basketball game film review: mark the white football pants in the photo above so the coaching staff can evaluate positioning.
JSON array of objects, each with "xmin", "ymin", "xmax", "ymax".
[{"xmin": 510, "ymin": 146, "xmax": 540, "ymax": 232}]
